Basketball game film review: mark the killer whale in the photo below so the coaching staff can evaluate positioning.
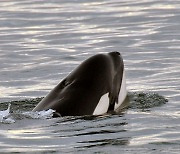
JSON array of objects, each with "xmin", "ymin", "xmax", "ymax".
[{"xmin": 33, "ymin": 52, "xmax": 128, "ymax": 116}]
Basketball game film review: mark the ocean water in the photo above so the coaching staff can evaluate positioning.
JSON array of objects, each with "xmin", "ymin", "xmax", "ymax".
[{"xmin": 0, "ymin": 0, "xmax": 180, "ymax": 153}]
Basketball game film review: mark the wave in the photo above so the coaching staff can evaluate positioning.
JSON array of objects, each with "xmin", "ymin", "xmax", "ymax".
[{"xmin": 0, "ymin": 92, "xmax": 168, "ymax": 124}]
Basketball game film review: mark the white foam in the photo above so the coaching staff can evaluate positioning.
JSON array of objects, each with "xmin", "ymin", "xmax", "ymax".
[
  {"xmin": 0, "ymin": 104, "xmax": 56, "ymax": 124},
  {"xmin": 23, "ymin": 109, "xmax": 55, "ymax": 119},
  {"xmin": 0, "ymin": 104, "xmax": 15, "ymax": 124}
]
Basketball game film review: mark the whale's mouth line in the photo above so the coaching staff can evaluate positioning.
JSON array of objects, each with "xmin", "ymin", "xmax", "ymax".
[{"xmin": 53, "ymin": 112, "xmax": 61, "ymax": 117}]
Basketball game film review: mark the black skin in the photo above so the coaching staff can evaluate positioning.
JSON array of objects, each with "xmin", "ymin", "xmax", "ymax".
[{"xmin": 33, "ymin": 52, "xmax": 124, "ymax": 116}]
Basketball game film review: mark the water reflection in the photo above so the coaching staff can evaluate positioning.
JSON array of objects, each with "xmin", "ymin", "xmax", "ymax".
[
  {"xmin": 7, "ymin": 129, "xmax": 51, "ymax": 139},
  {"xmin": 0, "ymin": 0, "xmax": 180, "ymax": 153},
  {"xmin": 77, "ymin": 138, "xmax": 130, "ymax": 148}
]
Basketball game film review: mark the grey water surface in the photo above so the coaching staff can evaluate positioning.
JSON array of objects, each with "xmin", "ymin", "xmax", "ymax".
[{"xmin": 0, "ymin": 0, "xmax": 180, "ymax": 153}]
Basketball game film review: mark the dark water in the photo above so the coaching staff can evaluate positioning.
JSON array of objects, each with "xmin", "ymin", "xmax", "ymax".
[{"xmin": 0, "ymin": 0, "xmax": 180, "ymax": 153}]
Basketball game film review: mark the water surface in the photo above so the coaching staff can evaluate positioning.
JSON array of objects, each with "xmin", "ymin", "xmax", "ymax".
[{"xmin": 0, "ymin": 0, "xmax": 180, "ymax": 153}]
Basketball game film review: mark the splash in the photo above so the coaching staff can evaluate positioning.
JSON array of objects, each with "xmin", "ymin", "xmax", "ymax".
[
  {"xmin": 0, "ymin": 104, "xmax": 15, "ymax": 124},
  {"xmin": 0, "ymin": 101, "xmax": 55, "ymax": 124},
  {"xmin": 128, "ymin": 92, "xmax": 168, "ymax": 111},
  {"xmin": 0, "ymin": 92, "xmax": 168, "ymax": 124},
  {"xmin": 22, "ymin": 109, "xmax": 55, "ymax": 119}
]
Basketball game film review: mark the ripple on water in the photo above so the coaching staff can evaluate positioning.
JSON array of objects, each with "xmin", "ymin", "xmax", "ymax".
[{"xmin": 0, "ymin": 0, "xmax": 180, "ymax": 153}]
